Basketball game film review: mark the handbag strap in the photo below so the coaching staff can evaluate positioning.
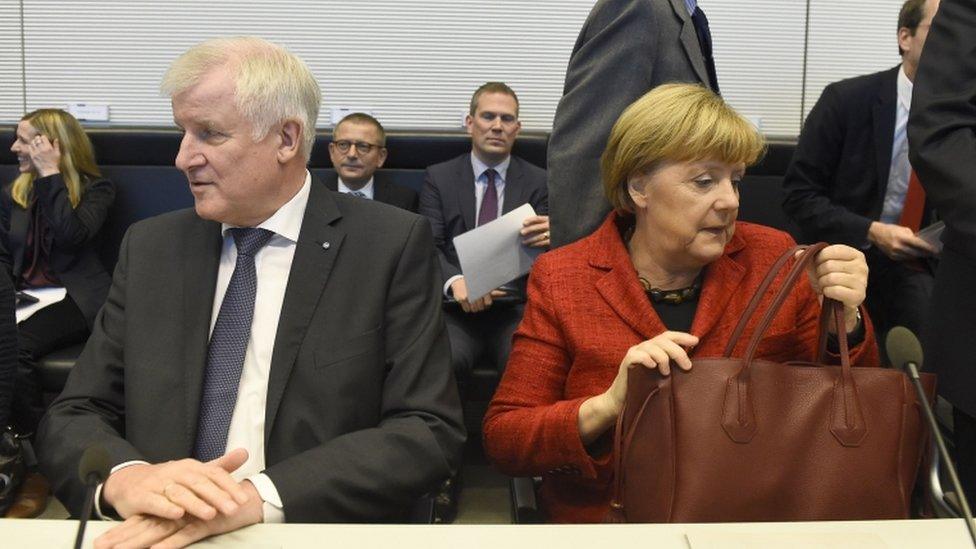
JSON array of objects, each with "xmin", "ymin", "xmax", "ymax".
[
  {"xmin": 609, "ymin": 376, "xmax": 664, "ymax": 521},
  {"xmin": 742, "ymin": 242, "xmax": 827, "ymax": 362},
  {"xmin": 723, "ymin": 244, "xmax": 805, "ymax": 357},
  {"xmin": 722, "ymin": 242, "xmax": 866, "ymax": 446}
]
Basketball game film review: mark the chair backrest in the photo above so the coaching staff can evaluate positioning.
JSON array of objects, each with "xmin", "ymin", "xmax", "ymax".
[{"xmin": 0, "ymin": 128, "xmax": 800, "ymax": 273}]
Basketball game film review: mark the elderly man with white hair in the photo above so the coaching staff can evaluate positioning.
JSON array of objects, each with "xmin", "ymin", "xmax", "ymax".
[{"xmin": 35, "ymin": 36, "xmax": 464, "ymax": 546}]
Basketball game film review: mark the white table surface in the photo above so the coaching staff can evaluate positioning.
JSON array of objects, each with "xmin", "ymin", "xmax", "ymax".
[{"xmin": 1, "ymin": 518, "xmax": 974, "ymax": 548}]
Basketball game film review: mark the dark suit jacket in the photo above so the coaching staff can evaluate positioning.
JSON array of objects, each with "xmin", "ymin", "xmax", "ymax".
[
  {"xmin": 419, "ymin": 153, "xmax": 548, "ymax": 287},
  {"xmin": 783, "ymin": 66, "xmax": 934, "ymax": 247},
  {"xmin": 0, "ymin": 174, "xmax": 115, "ymax": 327},
  {"xmin": 483, "ymin": 213, "xmax": 878, "ymax": 523},
  {"xmin": 35, "ymin": 179, "xmax": 465, "ymax": 522},
  {"xmin": 908, "ymin": 0, "xmax": 976, "ymax": 415},
  {"xmin": 547, "ymin": 0, "xmax": 713, "ymax": 248},
  {"xmin": 321, "ymin": 171, "xmax": 419, "ymax": 213}
]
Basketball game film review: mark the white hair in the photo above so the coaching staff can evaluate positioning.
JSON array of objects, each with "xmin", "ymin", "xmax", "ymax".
[{"xmin": 161, "ymin": 36, "xmax": 321, "ymax": 161}]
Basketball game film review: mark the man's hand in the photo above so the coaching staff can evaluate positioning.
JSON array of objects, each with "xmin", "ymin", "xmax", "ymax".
[
  {"xmin": 867, "ymin": 221, "xmax": 937, "ymax": 261},
  {"xmin": 520, "ymin": 215, "xmax": 551, "ymax": 248},
  {"xmin": 94, "ymin": 479, "xmax": 264, "ymax": 549},
  {"xmin": 450, "ymin": 277, "xmax": 506, "ymax": 313},
  {"xmin": 102, "ymin": 448, "xmax": 251, "ymax": 521}
]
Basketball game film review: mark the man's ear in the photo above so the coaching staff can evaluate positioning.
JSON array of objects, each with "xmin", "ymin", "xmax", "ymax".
[
  {"xmin": 377, "ymin": 147, "xmax": 388, "ymax": 168},
  {"xmin": 896, "ymin": 27, "xmax": 912, "ymax": 57},
  {"xmin": 277, "ymin": 119, "xmax": 302, "ymax": 163},
  {"xmin": 464, "ymin": 114, "xmax": 474, "ymax": 136}
]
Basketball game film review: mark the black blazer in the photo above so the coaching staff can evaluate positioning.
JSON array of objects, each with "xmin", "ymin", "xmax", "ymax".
[
  {"xmin": 419, "ymin": 154, "xmax": 548, "ymax": 286},
  {"xmin": 35, "ymin": 178, "xmax": 465, "ymax": 521},
  {"xmin": 783, "ymin": 65, "xmax": 934, "ymax": 247},
  {"xmin": 908, "ymin": 0, "xmax": 976, "ymax": 415},
  {"xmin": 0, "ymin": 174, "xmax": 115, "ymax": 327},
  {"xmin": 321, "ymin": 171, "xmax": 419, "ymax": 213}
]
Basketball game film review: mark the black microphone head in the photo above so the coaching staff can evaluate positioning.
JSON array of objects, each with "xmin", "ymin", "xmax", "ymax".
[
  {"xmin": 78, "ymin": 446, "xmax": 112, "ymax": 485},
  {"xmin": 886, "ymin": 326, "xmax": 924, "ymax": 369}
]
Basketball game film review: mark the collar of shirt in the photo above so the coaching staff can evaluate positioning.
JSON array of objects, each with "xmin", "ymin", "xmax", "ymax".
[
  {"xmin": 897, "ymin": 64, "xmax": 913, "ymax": 112},
  {"xmin": 221, "ymin": 170, "xmax": 311, "ymax": 244},
  {"xmin": 685, "ymin": 0, "xmax": 698, "ymax": 16},
  {"xmin": 337, "ymin": 176, "xmax": 375, "ymax": 200},
  {"xmin": 470, "ymin": 153, "xmax": 511, "ymax": 184}
]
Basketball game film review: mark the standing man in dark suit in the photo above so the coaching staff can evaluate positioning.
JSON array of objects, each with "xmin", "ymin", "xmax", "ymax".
[
  {"xmin": 547, "ymin": 0, "xmax": 719, "ymax": 247},
  {"xmin": 35, "ymin": 37, "xmax": 463, "ymax": 547},
  {"xmin": 420, "ymin": 82, "xmax": 549, "ymax": 381},
  {"xmin": 783, "ymin": 0, "xmax": 940, "ymax": 344},
  {"xmin": 323, "ymin": 112, "xmax": 418, "ymax": 212},
  {"xmin": 908, "ymin": 0, "xmax": 976, "ymax": 502}
]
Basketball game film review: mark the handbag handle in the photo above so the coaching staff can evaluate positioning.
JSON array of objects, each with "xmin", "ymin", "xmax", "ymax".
[
  {"xmin": 607, "ymin": 378, "xmax": 664, "ymax": 522},
  {"xmin": 721, "ymin": 243, "xmax": 866, "ymax": 447},
  {"xmin": 722, "ymin": 244, "xmax": 805, "ymax": 357}
]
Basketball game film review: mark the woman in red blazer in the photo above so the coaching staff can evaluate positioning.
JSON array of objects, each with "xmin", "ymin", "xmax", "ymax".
[{"xmin": 483, "ymin": 84, "xmax": 880, "ymax": 523}]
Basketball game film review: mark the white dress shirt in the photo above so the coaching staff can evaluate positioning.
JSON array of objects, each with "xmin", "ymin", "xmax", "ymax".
[
  {"xmin": 96, "ymin": 172, "xmax": 311, "ymax": 523},
  {"xmin": 443, "ymin": 154, "xmax": 511, "ymax": 297},
  {"xmin": 337, "ymin": 176, "xmax": 375, "ymax": 199},
  {"xmin": 880, "ymin": 65, "xmax": 914, "ymax": 224}
]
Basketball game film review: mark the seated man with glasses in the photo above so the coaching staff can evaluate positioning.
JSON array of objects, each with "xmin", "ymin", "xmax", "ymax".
[
  {"xmin": 418, "ymin": 82, "xmax": 548, "ymax": 521},
  {"xmin": 325, "ymin": 113, "xmax": 418, "ymax": 212}
]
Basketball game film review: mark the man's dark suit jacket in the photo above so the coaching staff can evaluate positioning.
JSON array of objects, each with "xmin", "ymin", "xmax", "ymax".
[
  {"xmin": 783, "ymin": 65, "xmax": 934, "ymax": 247},
  {"xmin": 908, "ymin": 0, "xmax": 976, "ymax": 417},
  {"xmin": 35, "ymin": 179, "xmax": 465, "ymax": 522},
  {"xmin": 0, "ymin": 174, "xmax": 115, "ymax": 327},
  {"xmin": 419, "ymin": 154, "xmax": 548, "ymax": 287},
  {"xmin": 321, "ymin": 171, "xmax": 419, "ymax": 213},
  {"xmin": 547, "ymin": 0, "xmax": 712, "ymax": 247}
]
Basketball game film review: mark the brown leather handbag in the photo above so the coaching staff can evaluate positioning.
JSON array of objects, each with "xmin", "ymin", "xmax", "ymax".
[{"xmin": 607, "ymin": 243, "xmax": 935, "ymax": 523}]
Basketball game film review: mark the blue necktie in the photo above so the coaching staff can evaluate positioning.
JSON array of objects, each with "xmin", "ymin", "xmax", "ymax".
[
  {"xmin": 350, "ymin": 191, "xmax": 367, "ymax": 198},
  {"xmin": 691, "ymin": 6, "xmax": 720, "ymax": 94},
  {"xmin": 193, "ymin": 227, "xmax": 274, "ymax": 462}
]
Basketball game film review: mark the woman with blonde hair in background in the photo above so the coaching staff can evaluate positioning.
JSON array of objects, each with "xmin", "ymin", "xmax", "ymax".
[{"xmin": 0, "ymin": 109, "xmax": 114, "ymax": 516}]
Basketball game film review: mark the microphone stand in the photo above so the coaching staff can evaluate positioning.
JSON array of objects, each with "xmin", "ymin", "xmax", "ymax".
[
  {"xmin": 905, "ymin": 361, "xmax": 976, "ymax": 547},
  {"xmin": 74, "ymin": 471, "xmax": 100, "ymax": 549}
]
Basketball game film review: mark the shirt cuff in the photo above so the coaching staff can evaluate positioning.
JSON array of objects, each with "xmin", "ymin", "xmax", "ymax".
[
  {"xmin": 247, "ymin": 473, "xmax": 285, "ymax": 523},
  {"xmin": 95, "ymin": 460, "xmax": 151, "ymax": 520},
  {"xmin": 443, "ymin": 275, "xmax": 463, "ymax": 298}
]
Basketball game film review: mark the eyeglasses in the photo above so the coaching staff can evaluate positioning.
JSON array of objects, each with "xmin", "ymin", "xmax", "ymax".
[{"xmin": 333, "ymin": 140, "xmax": 383, "ymax": 154}]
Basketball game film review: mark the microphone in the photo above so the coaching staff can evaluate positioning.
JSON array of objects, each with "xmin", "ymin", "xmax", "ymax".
[
  {"xmin": 74, "ymin": 445, "xmax": 111, "ymax": 549},
  {"xmin": 886, "ymin": 327, "xmax": 976, "ymax": 547}
]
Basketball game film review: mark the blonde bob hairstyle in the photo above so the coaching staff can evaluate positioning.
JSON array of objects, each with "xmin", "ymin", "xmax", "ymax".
[
  {"xmin": 160, "ymin": 36, "xmax": 321, "ymax": 162},
  {"xmin": 601, "ymin": 83, "xmax": 766, "ymax": 213},
  {"xmin": 11, "ymin": 109, "xmax": 101, "ymax": 209}
]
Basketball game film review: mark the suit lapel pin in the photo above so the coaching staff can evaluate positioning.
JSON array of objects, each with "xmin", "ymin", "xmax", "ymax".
[{"xmin": 321, "ymin": 241, "xmax": 331, "ymax": 250}]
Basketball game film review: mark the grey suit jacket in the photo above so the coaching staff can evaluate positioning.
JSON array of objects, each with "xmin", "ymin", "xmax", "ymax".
[
  {"xmin": 36, "ymin": 178, "xmax": 465, "ymax": 522},
  {"xmin": 547, "ymin": 0, "xmax": 713, "ymax": 247},
  {"xmin": 908, "ymin": 0, "xmax": 976, "ymax": 415},
  {"xmin": 419, "ymin": 153, "xmax": 548, "ymax": 286}
]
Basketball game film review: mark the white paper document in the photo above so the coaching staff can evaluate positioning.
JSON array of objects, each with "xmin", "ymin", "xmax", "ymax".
[
  {"xmin": 16, "ymin": 287, "xmax": 67, "ymax": 324},
  {"xmin": 917, "ymin": 220, "xmax": 945, "ymax": 255},
  {"xmin": 453, "ymin": 203, "xmax": 543, "ymax": 301}
]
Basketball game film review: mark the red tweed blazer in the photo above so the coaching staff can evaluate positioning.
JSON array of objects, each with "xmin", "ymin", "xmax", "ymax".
[{"xmin": 483, "ymin": 213, "xmax": 880, "ymax": 523}]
